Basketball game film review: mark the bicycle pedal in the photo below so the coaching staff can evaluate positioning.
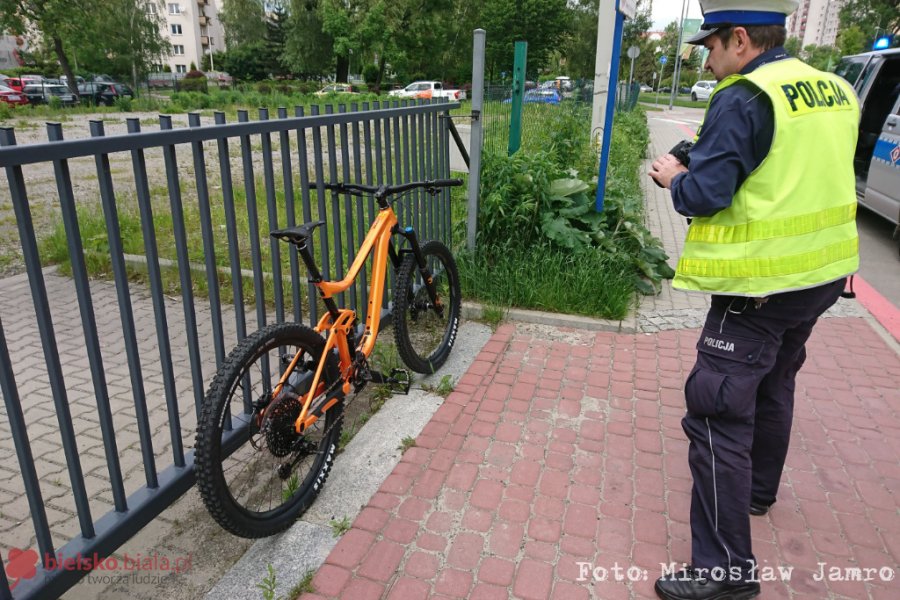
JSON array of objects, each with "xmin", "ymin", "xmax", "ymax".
[{"xmin": 388, "ymin": 368, "xmax": 411, "ymax": 395}]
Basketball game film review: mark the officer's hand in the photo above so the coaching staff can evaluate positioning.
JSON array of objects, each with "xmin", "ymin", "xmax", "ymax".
[{"xmin": 649, "ymin": 154, "xmax": 688, "ymax": 189}]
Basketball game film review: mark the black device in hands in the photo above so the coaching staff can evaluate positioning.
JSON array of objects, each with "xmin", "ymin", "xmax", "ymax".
[
  {"xmin": 669, "ymin": 140, "xmax": 694, "ymax": 168},
  {"xmin": 651, "ymin": 140, "xmax": 694, "ymax": 188}
]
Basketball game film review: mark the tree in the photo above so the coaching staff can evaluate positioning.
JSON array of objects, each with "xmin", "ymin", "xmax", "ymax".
[
  {"xmin": 266, "ymin": 1, "xmax": 289, "ymax": 78},
  {"xmin": 837, "ymin": 25, "xmax": 867, "ymax": 56},
  {"xmin": 560, "ymin": 0, "xmax": 598, "ymax": 80},
  {"xmin": 0, "ymin": 0, "xmax": 89, "ymax": 94},
  {"xmin": 801, "ymin": 44, "xmax": 841, "ymax": 71},
  {"xmin": 282, "ymin": 0, "xmax": 334, "ymax": 78},
  {"xmin": 221, "ymin": 0, "xmax": 267, "ymax": 48},
  {"xmin": 480, "ymin": 0, "xmax": 569, "ymax": 81},
  {"xmin": 73, "ymin": 0, "xmax": 169, "ymax": 90},
  {"xmin": 784, "ymin": 36, "xmax": 802, "ymax": 57},
  {"xmin": 619, "ymin": 0, "xmax": 659, "ymax": 86},
  {"xmin": 839, "ymin": 0, "xmax": 900, "ymax": 50},
  {"xmin": 220, "ymin": 40, "xmax": 271, "ymax": 81}
]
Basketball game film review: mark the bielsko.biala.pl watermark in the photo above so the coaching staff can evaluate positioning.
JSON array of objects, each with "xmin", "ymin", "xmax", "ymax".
[{"xmin": 576, "ymin": 561, "xmax": 896, "ymax": 583}]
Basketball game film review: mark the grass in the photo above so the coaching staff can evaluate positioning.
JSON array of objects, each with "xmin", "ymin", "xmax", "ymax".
[
  {"xmin": 458, "ymin": 243, "xmax": 634, "ymax": 321},
  {"xmin": 289, "ymin": 571, "xmax": 316, "ymax": 597},
  {"xmin": 399, "ymin": 437, "xmax": 417, "ymax": 453},
  {"xmin": 421, "ymin": 374, "xmax": 454, "ymax": 397},
  {"xmin": 638, "ymin": 93, "xmax": 708, "ymax": 109},
  {"xmin": 480, "ymin": 305, "xmax": 506, "ymax": 329}
]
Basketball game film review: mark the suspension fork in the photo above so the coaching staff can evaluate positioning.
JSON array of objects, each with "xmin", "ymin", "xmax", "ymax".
[{"xmin": 395, "ymin": 226, "xmax": 444, "ymax": 315}]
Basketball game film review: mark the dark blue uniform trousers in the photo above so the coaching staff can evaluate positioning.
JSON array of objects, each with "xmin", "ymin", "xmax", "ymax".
[{"xmin": 682, "ymin": 278, "xmax": 846, "ymax": 582}]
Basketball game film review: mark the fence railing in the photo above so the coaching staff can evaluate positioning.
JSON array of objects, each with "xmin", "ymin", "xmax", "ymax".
[{"xmin": 0, "ymin": 98, "xmax": 458, "ymax": 599}]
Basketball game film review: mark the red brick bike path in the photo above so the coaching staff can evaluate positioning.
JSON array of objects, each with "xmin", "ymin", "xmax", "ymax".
[{"xmin": 301, "ymin": 318, "xmax": 900, "ymax": 600}]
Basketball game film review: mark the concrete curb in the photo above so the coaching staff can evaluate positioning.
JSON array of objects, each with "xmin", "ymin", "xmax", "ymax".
[{"xmin": 461, "ymin": 301, "xmax": 637, "ymax": 334}]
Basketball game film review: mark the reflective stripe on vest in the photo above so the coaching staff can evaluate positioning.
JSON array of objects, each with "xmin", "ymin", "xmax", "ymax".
[
  {"xmin": 677, "ymin": 237, "xmax": 858, "ymax": 278},
  {"xmin": 685, "ymin": 203, "xmax": 856, "ymax": 244},
  {"xmin": 673, "ymin": 58, "xmax": 860, "ymax": 296}
]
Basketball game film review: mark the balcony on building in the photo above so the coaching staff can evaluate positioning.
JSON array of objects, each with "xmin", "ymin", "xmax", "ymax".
[
  {"xmin": 198, "ymin": 15, "xmax": 208, "ymax": 26},
  {"xmin": 201, "ymin": 36, "xmax": 210, "ymax": 46}
]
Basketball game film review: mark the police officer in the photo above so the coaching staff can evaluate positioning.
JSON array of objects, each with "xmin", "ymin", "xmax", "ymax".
[{"xmin": 649, "ymin": 1, "xmax": 859, "ymax": 598}]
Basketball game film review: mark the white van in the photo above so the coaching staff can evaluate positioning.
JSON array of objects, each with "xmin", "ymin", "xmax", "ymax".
[{"xmin": 835, "ymin": 48, "xmax": 900, "ymax": 241}]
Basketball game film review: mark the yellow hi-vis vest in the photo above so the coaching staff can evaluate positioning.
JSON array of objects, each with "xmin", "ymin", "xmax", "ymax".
[{"xmin": 673, "ymin": 58, "xmax": 860, "ymax": 296}]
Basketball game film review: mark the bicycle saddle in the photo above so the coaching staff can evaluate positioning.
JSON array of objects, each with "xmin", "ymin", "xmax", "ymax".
[{"xmin": 271, "ymin": 221, "xmax": 326, "ymax": 245}]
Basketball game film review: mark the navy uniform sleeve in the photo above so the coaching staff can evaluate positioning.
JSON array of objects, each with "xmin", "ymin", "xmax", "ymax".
[{"xmin": 670, "ymin": 82, "xmax": 775, "ymax": 217}]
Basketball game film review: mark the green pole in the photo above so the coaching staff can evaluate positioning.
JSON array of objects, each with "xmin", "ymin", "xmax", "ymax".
[{"xmin": 508, "ymin": 40, "xmax": 528, "ymax": 156}]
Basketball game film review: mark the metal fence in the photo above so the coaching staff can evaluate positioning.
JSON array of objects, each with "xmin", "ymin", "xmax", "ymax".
[{"xmin": 0, "ymin": 98, "xmax": 459, "ymax": 599}]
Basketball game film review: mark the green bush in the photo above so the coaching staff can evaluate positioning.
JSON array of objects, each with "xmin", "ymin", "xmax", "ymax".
[
  {"xmin": 0, "ymin": 102, "xmax": 11, "ymax": 120},
  {"xmin": 114, "ymin": 96, "xmax": 133, "ymax": 112},
  {"xmin": 48, "ymin": 96, "xmax": 63, "ymax": 110},
  {"xmin": 178, "ymin": 74, "xmax": 209, "ymax": 93},
  {"xmin": 473, "ymin": 105, "xmax": 673, "ymax": 305},
  {"xmin": 363, "ymin": 64, "xmax": 379, "ymax": 86}
]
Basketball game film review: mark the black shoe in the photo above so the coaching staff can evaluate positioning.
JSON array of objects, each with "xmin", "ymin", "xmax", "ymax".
[
  {"xmin": 655, "ymin": 568, "xmax": 761, "ymax": 600},
  {"xmin": 749, "ymin": 500, "xmax": 770, "ymax": 516}
]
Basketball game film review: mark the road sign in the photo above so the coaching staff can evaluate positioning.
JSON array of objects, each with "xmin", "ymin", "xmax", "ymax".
[
  {"xmin": 627, "ymin": 46, "xmax": 640, "ymax": 59},
  {"xmin": 660, "ymin": 56, "xmax": 668, "ymax": 65}
]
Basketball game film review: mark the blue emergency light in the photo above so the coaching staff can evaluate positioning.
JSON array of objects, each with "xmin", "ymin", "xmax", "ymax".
[{"xmin": 873, "ymin": 36, "xmax": 892, "ymax": 50}]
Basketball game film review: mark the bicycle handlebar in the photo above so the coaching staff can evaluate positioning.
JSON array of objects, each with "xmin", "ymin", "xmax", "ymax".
[{"xmin": 313, "ymin": 179, "xmax": 463, "ymax": 200}]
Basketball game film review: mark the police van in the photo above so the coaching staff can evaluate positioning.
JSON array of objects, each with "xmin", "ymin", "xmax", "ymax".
[{"xmin": 834, "ymin": 48, "xmax": 900, "ymax": 243}]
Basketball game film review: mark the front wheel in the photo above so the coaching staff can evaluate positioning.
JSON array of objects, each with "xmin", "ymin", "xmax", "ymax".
[
  {"xmin": 393, "ymin": 240, "xmax": 462, "ymax": 374},
  {"xmin": 195, "ymin": 323, "xmax": 343, "ymax": 538},
  {"xmin": 691, "ymin": 93, "xmax": 698, "ymax": 102}
]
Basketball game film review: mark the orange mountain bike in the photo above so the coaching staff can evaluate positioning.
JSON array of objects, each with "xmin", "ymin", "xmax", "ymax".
[{"xmin": 195, "ymin": 179, "xmax": 463, "ymax": 538}]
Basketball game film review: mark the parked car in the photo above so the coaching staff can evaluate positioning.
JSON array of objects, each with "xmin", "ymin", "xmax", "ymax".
[
  {"xmin": 835, "ymin": 47, "xmax": 900, "ymax": 237},
  {"xmin": 59, "ymin": 74, "xmax": 86, "ymax": 88},
  {"xmin": 0, "ymin": 84, "xmax": 29, "ymax": 107},
  {"xmin": 388, "ymin": 81, "xmax": 466, "ymax": 100},
  {"xmin": 315, "ymin": 83, "xmax": 357, "ymax": 96},
  {"xmin": 78, "ymin": 81, "xmax": 134, "ymax": 106},
  {"xmin": 22, "ymin": 83, "xmax": 78, "ymax": 106},
  {"xmin": 639, "ymin": 83, "xmax": 653, "ymax": 93},
  {"xmin": 690, "ymin": 80, "xmax": 716, "ymax": 102},
  {"xmin": 3, "ymin": 76, "xmax": 42, "ymax": 93}
]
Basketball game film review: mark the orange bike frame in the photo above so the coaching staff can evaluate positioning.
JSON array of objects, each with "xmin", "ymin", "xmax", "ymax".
[{"xmin": 270, "ymin": 206, "xmax": 400, "ymax": 434}]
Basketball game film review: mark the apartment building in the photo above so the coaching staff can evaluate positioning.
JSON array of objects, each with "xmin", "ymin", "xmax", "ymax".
[
  {"xmin": 150, "ymin": 0, "xmax": 226, "ymax": 73},
  {"xmin": 787, "ymin": 0, "xmax": 846, "ymax": 48}
]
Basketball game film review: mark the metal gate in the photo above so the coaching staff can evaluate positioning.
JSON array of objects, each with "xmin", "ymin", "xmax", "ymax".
[{"xmin": 0, "ymin": 98, "xmax": 459, "ymax": 599}]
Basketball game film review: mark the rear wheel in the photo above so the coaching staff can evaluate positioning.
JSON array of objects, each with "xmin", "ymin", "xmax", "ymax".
[
  {"xmin": 195, "ymin": 323, "xmax": 343, "ymax": 538},
  {"xmin": 393, "ymin": 240, "xmax": 462, "ymax": 374}
]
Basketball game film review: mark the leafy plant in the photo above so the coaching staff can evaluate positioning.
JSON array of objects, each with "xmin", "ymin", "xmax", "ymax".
[
  {"xmin": 422, "ymin": 374, "xmax": 454, "ymax": 397},
  {"xmin": 257, "ymin": 564, "xmax": 285, "ymax": 600},
  {"xmin": 329, "ymin": 516, "xmax": 351, "ymax": 537},
  {"xmin": 475, "ymin": 107, "xmax": 673, "ymax": 297}
]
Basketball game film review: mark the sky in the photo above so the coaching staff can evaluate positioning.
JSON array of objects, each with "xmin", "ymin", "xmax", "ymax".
[{"xmin": 651, "ymin": 0, "xmax": 702, "ymax": 32}]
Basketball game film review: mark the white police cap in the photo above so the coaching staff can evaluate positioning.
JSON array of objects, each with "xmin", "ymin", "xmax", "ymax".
[{"xmin": 687, "ymin": 0, "xmax": 799, "ymax": 44}]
